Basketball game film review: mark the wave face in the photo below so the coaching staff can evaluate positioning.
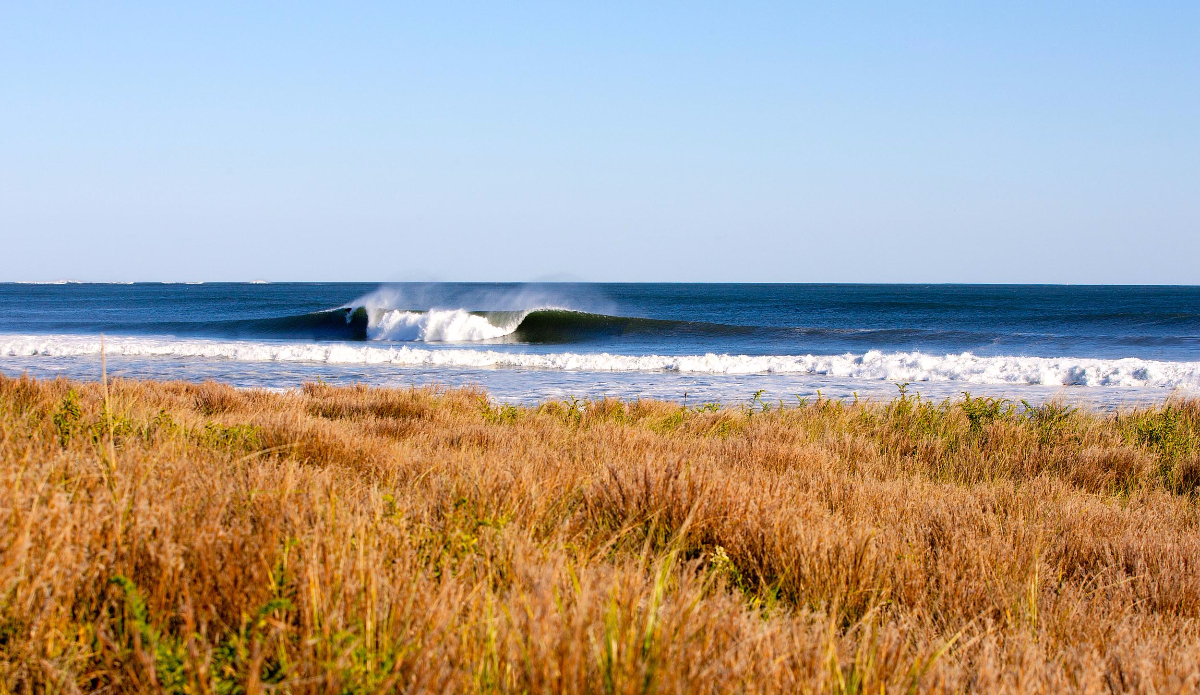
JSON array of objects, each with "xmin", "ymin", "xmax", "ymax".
[
  {"xmin": 222, "ymin": 308, "xmax": 370, "ymax": 340},
  {"xmin": 5, "ymin": 335, "xmax": 1200, "ymax": 389},
  {"xmin": 356, "ymin": 307, "xmax": 706, "ymax": 344}
]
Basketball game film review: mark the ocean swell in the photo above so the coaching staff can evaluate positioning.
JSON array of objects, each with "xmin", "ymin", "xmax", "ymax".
[{"xmin": 3, "ymin": 335, "xmax": 1200, "ymax": 389}]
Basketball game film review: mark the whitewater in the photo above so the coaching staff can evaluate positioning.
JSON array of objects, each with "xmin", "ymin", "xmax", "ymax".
[
  {"xmin": 5, "ymin": 334, "xmax": 1200, "ymax": 390},
  {"xmin": 364, "ymin": 308, "xmax": 532, "ymax": 342}
]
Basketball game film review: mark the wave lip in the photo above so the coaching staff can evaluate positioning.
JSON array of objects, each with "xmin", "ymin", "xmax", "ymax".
[{"xmin": 4, "ymin": 335, "xmax": 1200, "ymax": 389}]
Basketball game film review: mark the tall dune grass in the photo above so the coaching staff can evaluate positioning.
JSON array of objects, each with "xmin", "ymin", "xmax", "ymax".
[{"xmin": 1, "ymin": 374, "xmax": 1198, "ymax": 692}]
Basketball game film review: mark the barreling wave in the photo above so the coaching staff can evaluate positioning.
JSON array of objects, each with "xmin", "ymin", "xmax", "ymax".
[
  {"xmin": 106, "ymin": 307, "xmax": 683, "ymax": 343},
  {"xmin": 362, "ymin": 307, "xmax": 716, "ymax": 343},
  {"xmin": 5, "ymin": 335, "xmax": 1200, "ymax": 389},
  {"xmin": 184, "ymin": 306, "xmax": 730, "ymax": 343}
]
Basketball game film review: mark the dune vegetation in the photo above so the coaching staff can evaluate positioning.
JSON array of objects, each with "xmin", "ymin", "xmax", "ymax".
[{"xmin": 1, "ymin": 374, "xmax": 1199, "ymax": 693}]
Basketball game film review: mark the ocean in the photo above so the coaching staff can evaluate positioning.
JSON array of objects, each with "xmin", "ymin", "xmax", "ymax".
[{"xmin": 2, "ymin": 282, "xmax": 1198, "ymax": 406}]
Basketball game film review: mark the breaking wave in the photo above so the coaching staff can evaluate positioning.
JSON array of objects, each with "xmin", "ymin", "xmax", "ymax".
[
  {"xmin": 141, "ymin": 306, "xmax": 711, "ymax": 343},
  {"xmin": 4, "ymin": 335, "xmax": 1200, "ymax": 389},
  {"xmin": 367, "ymin": 309, "xmax": 527, "ymax": 342},
  {"xmin": 361, "ymin": 307, "xmax": 701, "ymax": 343}
]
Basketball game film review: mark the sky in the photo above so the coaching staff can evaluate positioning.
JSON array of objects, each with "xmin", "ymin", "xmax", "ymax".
[{"xmin": 2, "ymin": 2, "xmax": 1197, "ymax": 283}]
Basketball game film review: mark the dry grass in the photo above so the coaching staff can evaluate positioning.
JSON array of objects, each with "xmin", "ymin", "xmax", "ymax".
[{"xmin": 2, "ymin": 374, "xmax": 1199, "ymax": 693}]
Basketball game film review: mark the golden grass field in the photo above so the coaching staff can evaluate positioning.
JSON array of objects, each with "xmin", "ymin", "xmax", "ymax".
[{"xmin": 1, "ymin": 374, "xmax": 1199, "ymax": 693}]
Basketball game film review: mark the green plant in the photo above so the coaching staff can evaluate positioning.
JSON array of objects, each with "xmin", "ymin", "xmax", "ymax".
[
  {"xmin": 1022, "ymin": 400, "xmax": 1077, "ymax": 440},
  {"xmin": 108, "ymin": 575, "xmax": 189, "ymax": 693},
  {"xmin": 480, "ymin": 399, "xmax": 521, "ymax": 424},
  {"xmin": 198, "ymin": 422, "xmax": 262, "ymax": 451},
  {"xmin": 960, "ymin": 393, "xmax": 1012, "ymax": 433},
  {"xmin": 52, "ymin": 389, "xmax": 82, "ymax": 446}
]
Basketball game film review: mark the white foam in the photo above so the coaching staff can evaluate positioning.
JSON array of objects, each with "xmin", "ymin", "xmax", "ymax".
[
  {"xmin": 367, "ymin": 309, "xmax": 524, "ymax": 342},
  {"xmin": 3, "ymin": 335, "xmax": 1200, "ymax": 390}
]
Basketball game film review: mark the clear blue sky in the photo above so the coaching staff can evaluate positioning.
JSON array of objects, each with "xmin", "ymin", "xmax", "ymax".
[{"xmin": 2, "ymin": 2, "xmax": 1197, "ymax": 283}]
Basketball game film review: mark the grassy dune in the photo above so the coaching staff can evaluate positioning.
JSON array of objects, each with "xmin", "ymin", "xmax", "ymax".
[{"xmin": 1, "ymin": 375, "xmax": 1199, "ymax": 693}]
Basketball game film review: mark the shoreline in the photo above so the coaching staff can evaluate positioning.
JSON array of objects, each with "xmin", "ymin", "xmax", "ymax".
[{"xmin": 3, "ymin": 361, "xmax": 1196, "ymax": 414}]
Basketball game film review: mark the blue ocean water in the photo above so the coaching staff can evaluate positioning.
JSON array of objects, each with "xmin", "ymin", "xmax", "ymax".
[{"xmin": 2, "ymin": 283, "xmax": 1198, "ymax": 405}]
